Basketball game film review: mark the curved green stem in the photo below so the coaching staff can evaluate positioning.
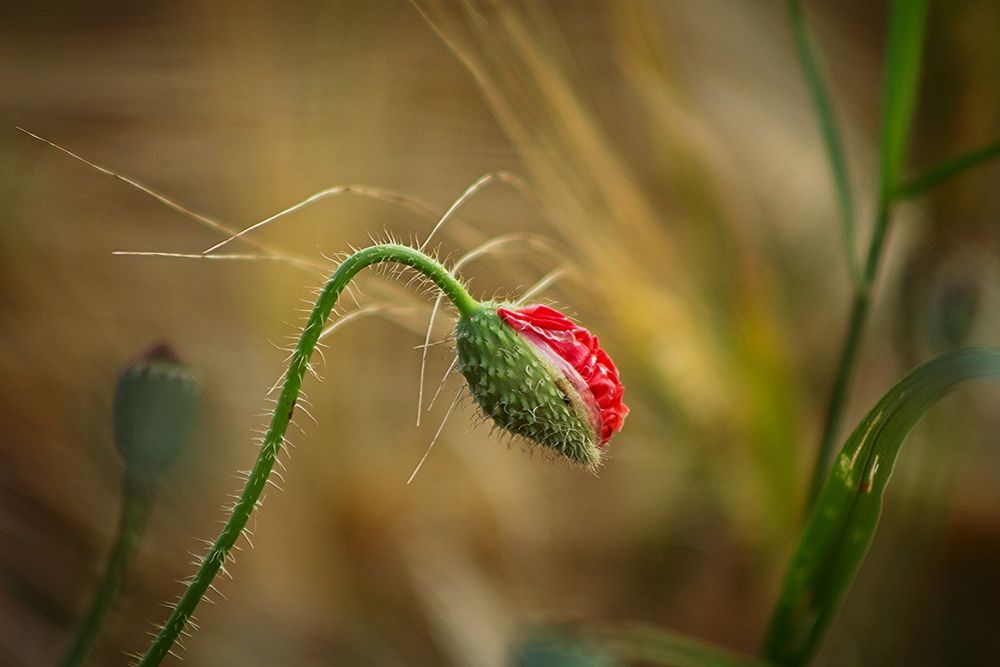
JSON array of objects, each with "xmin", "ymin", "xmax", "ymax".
[
  {"xmin": 63, "ymin": 481, "xmax": 150, "ymax": 667},
  {"xmin": 138, "ymin": 244, "xmax": 479, "ymax": 665}
]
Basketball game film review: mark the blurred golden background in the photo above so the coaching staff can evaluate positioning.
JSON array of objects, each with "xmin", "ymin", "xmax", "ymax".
[{"xmin": 2, "ymin": 1, "xmax": 999, "ymax": 664}]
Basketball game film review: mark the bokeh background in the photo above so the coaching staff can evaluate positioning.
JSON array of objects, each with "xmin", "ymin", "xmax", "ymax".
[{"xmin": 2, "ymin": 1, "xmax": 999, "ymax": 664}]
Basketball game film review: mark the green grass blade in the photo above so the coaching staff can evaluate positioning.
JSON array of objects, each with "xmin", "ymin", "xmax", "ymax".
[
  {"xmin": 599, "ymin": 624, "xmax": 771, "ymax": 667},
  {"xmin": 895, "ymin": 140, "xmax": 1000, "ymax": 199},
  {"xmin": 764, "ymin": 348, "xmax": 1000, "ymax": 664},
  {"xmin": 877, "ymin": 0, "xmax": 931, "ymax": 199},
  {"xmin": 787, "ymin": 0, "xmax": 860, "ymax": 284}
]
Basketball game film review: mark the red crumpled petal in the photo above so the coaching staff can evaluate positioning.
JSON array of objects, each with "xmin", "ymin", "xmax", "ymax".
[{"xmin": 498, "ymin": 305, "xmax": 629, "ymax": 445}]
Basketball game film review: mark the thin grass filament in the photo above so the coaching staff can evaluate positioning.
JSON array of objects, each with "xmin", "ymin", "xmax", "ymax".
[
  {"xmin": 203, "ymin": 184, "xmax": 442, "ymax": 255},
  {"xmin": 111, "ymin": 250, "xmax": 325, "ymax": 273},
  {"xmin": 514, "ymin": 265, "xmax": 571, "ymax": 305},
  {"xmin": 418, "ymin": 173, "xmax": 498, "ymax": 252},
  {"xmin": 406, "ymin": 387, "xmax": 465, "ymax": 485}
]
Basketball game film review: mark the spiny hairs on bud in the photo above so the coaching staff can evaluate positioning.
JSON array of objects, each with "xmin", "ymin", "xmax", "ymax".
[{"xmin": 455, "ymin": 304, "xmax": 602, "ymax": 468}]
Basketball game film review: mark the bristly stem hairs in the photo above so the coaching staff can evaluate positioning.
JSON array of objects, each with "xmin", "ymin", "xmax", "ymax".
[{"xmin": 138, "ymin": 245, "xmax": 478, "ymax": 664}]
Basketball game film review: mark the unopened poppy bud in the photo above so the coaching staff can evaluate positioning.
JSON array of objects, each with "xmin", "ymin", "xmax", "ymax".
[
  {"xmin": 114, "ymin": 343, "xmax": 200, "ymax": 483},
  {"xmin": 455, "ymin": 303, "xmax": 628, "ymax": 468}
]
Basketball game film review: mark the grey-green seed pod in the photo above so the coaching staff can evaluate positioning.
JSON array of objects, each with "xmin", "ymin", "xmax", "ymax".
[
  {"xmin": 114, "ymin": 343, "xmax": 200, "ymax": 484},
  {"xmin": 455, "ymin": 305, "xmax": 603, "ymax": 468}
]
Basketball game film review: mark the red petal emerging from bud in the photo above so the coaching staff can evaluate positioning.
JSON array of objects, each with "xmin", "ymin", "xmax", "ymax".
[{"xmin": 498, "ymin": 305, "xmax": 629, "ymax": 445}]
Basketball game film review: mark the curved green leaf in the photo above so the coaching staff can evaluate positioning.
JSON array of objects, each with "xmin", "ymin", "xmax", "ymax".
[{"xmin": 764, "ymin": 348, "xmax": 1000, "ymax": 664}]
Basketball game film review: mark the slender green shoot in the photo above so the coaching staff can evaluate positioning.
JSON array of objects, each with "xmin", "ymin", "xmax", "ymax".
[
  {"xmin": 806, "ymin": 0, "xmax": 930, "ymax": 507},
  {"xmin": 62, "ymin": 482, "xmax": 150, "ymax": 667},
  {"xmin": 137, "ymin": 244, "xmax": 480, "ymax": 666},
  {"xmin": 895, "ymin": 140, "xmax": 1000, "ymax": 199},
  {"xmin": 787, "ymin": 0, "xmax": 860, "ymax": 285}
]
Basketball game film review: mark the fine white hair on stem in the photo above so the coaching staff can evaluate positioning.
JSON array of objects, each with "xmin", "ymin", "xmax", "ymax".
[{"xmin": 407, "ymin": 387, "xmax": 463, "ymax": 485}]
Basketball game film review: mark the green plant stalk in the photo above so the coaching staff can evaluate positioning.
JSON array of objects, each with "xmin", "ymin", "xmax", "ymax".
[
  {"xmin": 807, "ymin": 204, "xmax": 889, "ymax": 506},
  {"xmin": 138, "ymin": 244, "xmax": 479, "ymax": 666},
  {"xmin": 62, "ymin": 481, "xmax": 150, "ymax": 667},
  {"xmin": 805, "ymin": 0, "xmax": 929, "ymax": 508},
  {"xmin": 895, "ymin": 140, "xmax": 1000, "ymax": 199},
  {"xmin": 787, "ymin": 0, "xmax": 860, "ymax": 285}
]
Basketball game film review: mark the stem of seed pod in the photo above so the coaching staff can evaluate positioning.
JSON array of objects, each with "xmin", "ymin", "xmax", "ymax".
[
  {"xmin": 62, "ymin": 480, "xmax": 150, "ymax": 667},
  {"xmin": 138, "ymin": 243, "xmax": 479, "ymax": 666}
]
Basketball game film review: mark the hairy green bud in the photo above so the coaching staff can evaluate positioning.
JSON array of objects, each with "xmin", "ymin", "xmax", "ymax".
[{"xmin": 455, "ymin": 305, "xmax": 603, "ymax": 467}]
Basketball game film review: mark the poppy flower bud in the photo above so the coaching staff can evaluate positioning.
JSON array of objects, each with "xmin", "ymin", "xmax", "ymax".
[
  {"xmin": 114, "ymin": 343, "xmax": 200, "ymax": 484},
  {"xmin": 455, "ymin": 304, "xmax": 628, "ymax": 467}
]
